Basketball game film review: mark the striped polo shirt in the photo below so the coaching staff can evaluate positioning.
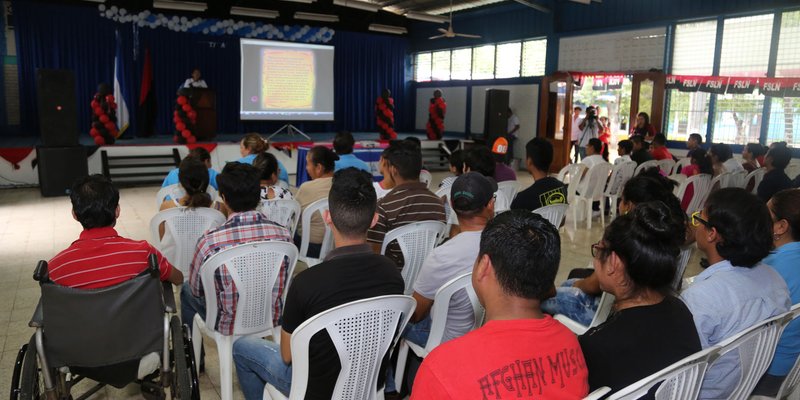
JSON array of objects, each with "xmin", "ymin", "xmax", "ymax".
[
  {"xmin": 48, "ymin": 227, "xmax": 174, "ymax": 289},
  {"xmin": 367, "ymin": 181, "xmax": 446, "ymax": 269}
]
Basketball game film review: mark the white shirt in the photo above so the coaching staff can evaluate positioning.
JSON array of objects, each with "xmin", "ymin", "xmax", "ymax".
[
  {"xmin": 413, "ymin": 230, "xmax": 482, "ymax": 344},
  {"xmin": 581, "ymin": 154, "xmax": 605, "ymax": 169},
  {"xmin": 570, "ymin": 115, "xmax": 582, "ymax": 141},
  {"xmin": 183, "ymin": 78, "xmax": 208, "ymax": 88},
  {"xmin": 614, "ymin": 154, "xmax": 632, "ymax": 165},
  {"xmin": 373, "ymin": 181, "xmax": 392, "ymax": 200},
  {"xmin": 577, "ymin": 118, "xmax": 600, "ymax": 147},
  {"xmin": 507, "ymin": 115, "xmax": 520, "ymax": 136},
  {"xmin": 722, "ymin": 158, "xmax": 745, "ymax": 174}
]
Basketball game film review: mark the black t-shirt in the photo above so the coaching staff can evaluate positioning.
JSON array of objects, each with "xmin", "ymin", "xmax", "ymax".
[
  {"xmin": 757, "ymin": 169, "xmax": 792, "ymax": 202},
  {"xmin": 578, "ymin": 295, "xmax": 701, "ymax": 396},
  {"xmin": 510, "ymin": 176, "xmax": 568, "ymax": 211},
  {"xmin": 281, "ymin": 244, "xmax": 405, "ymax": 400},
  {"xmin": 631, "ymin": 148, "xmax": 654, "ymax": 165}
]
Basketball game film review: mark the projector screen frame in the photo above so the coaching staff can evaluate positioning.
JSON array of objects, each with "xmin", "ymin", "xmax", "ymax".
[{"xmin": 239, "ymin": 38, "xmax": 335, "ymax": 122}]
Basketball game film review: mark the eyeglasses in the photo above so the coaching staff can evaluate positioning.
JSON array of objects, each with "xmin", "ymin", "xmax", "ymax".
[
  {"xmin": 590, "ymin": 241, "xmax": 606, "ymax": 258},
  {"xmin": 691, "ymin": 211, "xmax": 711, "ymax": 228}
]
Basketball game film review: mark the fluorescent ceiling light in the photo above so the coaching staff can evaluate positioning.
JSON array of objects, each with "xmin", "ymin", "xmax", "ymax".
[
  {"xmin": 230, "ymin": 7, "xmax": 280, "ymax": 19},
  {"xmin": 333, "ymin": 0, "xmax": 382, "ymax": 12},
  {"xmin": 368, "ymin": 24, "xmax": 407, "ymax": 35},
  {"xmin": 294, "ymin": 12, "xmax": 340, "ymax": 22},
  {"xmin": 152, "ymin": 0, "xmax": 207, "ymax": 12},
  {"xmin": 404, "ymin": 11, "xmax": 449, "ymax": 23}
]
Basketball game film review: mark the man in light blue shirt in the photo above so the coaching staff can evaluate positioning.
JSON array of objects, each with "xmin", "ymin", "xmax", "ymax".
[
  {"xmin": 333, "ymin": 130, "xmax": 370, "ymax": 173},
  {"xmin": 161, "ymin": 147, "xmax": 219, "ymax": 190},
  {"xmin": 682, "ymin": 188, "xmax": 790, "ymax": 400}
]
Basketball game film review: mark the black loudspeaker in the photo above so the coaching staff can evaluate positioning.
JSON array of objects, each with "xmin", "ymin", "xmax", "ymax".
[
  {"xmin": 483, "ymin": 89, "xmax": 510, "ymax": 146},
  {"xmin": 37, "ymin": 146, "xmax": 88, "ymax": 197},
  {"xmin": 37, "ymin": 69, "xmax": 79, "ymax": 147}
]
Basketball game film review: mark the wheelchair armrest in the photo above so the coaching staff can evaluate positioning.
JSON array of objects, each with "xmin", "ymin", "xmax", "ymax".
[
  {"xmin": 33, "ymin": 260, "xmax": 48, "ymax": 282},
  {"xmin": 29, "ymin": 299, "xmax": 43, "ymax": 328},
  {"xmin": 162, "ymin": 282, "xmax": 177, "ymax": 313}
]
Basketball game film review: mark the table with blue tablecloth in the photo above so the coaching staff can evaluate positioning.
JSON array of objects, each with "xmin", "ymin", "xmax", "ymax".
[{"xmin": 295, "ymin": 142, "xmax": 388, "ymax": 187}]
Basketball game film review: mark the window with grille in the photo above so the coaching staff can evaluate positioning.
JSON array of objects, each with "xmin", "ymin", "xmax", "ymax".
[
  {"xmin": 713, "ymin": 93, "xmax": 765, "ymax": 144},
  {"xmin": 767, "ymin": 98, "xmax": 799, "ymax": 146},
  {"xmin": 666, "ymin": 92, "xmax": 711, "ymax": 142},
  {"xmin": 450, "ymin": 48, "xmax": 472, "ymax": 80},
  {"xmin": 719, "ymin": 14, "xmax": 773, "ymax": 77},
  {"xmin": 776, "ymin": 11, "xmax": 800, "ymax": 78},
  {"xmin": 472, "ymin": 45, "xmax": 495, "ymax": 80},
  {"xmin": 414, "ymin": 52, "xmax": 431, "ymax": 82},
  {"xmin": 495, "ymin": 42, "xmax": 521, "ymax": 79},
  {"xmin": 431, "ymin": 50, "xmax": 451, "ymax": 81},
  {"xmin": 671, "ymin": 20, "xmax": 717, "ymax": 75},
  {"xmin": 521, "ymin": 39, "xmax": 547, "ymax": 77}
]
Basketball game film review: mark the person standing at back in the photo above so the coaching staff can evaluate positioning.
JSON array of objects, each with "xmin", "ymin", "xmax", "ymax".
[
  {"xmin": 411, "ymin": 211, "xmax": 589, "ymax": 399},
  {"xmin": 367, "ymin": 140, "xmax": 446, "ymax": 269},
  {"xmin": 333, "ymin": 130, "xmax": 370, "ymax": 173},
  {"xmin": 511, "ymin": 138, "xmax": 567, "ymax": 211},
  {"xmin": 570, "ymin": 106, "xmax": 583, "ymax": 163},
  {"xmin": 577, "ymin": 106, "xmax": 602, "ymax": 161},
  {"xmin": 506, "ymin": 108, "xmax": 520, "ymax": 164}
]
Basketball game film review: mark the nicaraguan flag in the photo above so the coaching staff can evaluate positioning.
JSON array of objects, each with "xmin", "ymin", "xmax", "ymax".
[{"xmin": 114, "ymin": 30, "xmax": 130, "ymax": 137}]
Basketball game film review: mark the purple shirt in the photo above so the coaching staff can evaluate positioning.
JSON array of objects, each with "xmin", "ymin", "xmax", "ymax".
[{"xmin": 493, "ymin": 162, "xmax": 517, "ymax": 183}]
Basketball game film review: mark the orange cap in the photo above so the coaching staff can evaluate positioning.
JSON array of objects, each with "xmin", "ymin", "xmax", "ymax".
[{"xmin": 492, "ymin": 137, "xmax": 509, "ymax": 155}]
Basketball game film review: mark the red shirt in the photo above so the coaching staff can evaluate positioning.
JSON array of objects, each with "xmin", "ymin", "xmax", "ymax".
[
  {"xmin": 411, "ymin": 316, "xmax": 589, "ymax": 400},
  {"xmin": 651, "ymin": 146, "xmax": 673, "ymax": 161},
  {"xmin": 48, "ymin": 227, "xmax": 174, "ymax": 289}
]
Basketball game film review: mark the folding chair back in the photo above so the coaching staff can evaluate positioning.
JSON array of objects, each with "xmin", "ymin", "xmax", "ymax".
[
  {"xmin": 671, "ymin": 157, "xmax": 692, "ymax": 176},
  {"xmin": 494, "ymin": 190, "xmax": 511, "ymax": 214},
  {"xmin": 605, "ymin": 161, "xmax": 636, "ymax": 220},
  {"xmin": 260, "ymin": 199, "xmax": 301, "ymax": 237},
  {"xmin": 744, "ymin": 168, "xmax": 766, "ymax": 194},
  {"xmin": 533, "ymin": 204, "xmax": 569, "ymax": 228},
  {"xmin": 299, "ymin": 198, "xmax": 333, "ymax": 267},
  {"xmin": 658, "ymin": 159, "xmax": 677, "ymax": 175},
  {"xmin": 425, "ymin": 272, "xmax": 484, "ymax": 352},
  {"xmin": 763, "ymin": 304, "xmax": 800, "ymax": 400},
  {"xmin": 149, "ymin": 207, "xmax": 226, "ymax": 279},
  {"xmin": 635, "ymin": 160, "xmax": 661, "ymax": 175},
  {"xmin": 381, "ymin": 221, "xmax": 445, "ymax": 295},
  {"xmin": 675, "ymin": 174, "xmax": 712, "ymax": 216},
  {"xmin": 497, "ymin": 181, "xmax": 520, "ymax": 204},
  {"xmin": 419, "ymin": 170, "xmax": 432, "ymax": 188}
]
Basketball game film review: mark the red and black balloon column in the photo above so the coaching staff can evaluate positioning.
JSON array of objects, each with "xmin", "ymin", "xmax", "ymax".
[
  {"xmin": 89, "ymin": 85, "xmax": 119, "ymax": 145},
  {"xmin": 426, "ymin": 90, "xmax": 446, "ymax": 140},
  {"xmin": 375, "ymin": 89, "xmax": 397, "ymax": 140},
  {"xmin": 173, "ymin": 91, "xmax": 198, "ymax": 144}
]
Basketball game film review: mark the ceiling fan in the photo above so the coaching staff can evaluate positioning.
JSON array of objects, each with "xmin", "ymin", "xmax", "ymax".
[{"xmin": 428, "ymin": 0, "xmax": 481, "ymax": 40}]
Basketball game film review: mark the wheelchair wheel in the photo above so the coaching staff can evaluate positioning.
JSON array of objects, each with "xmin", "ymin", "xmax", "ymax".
[
  {"xmin": 18, "ymin": 335, "xmax": 56, "ymax": 400},
  {"xmin": 169, "ymin": 316, "xmax": 197, "ymax": 399},
  {"xmin": 9, "ymin": 343, "xmax": 28, "ymax": 400}
]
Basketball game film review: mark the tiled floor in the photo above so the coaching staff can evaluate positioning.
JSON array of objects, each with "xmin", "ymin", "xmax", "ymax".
[{"xmin": 0, "ymin": 171, "xmax": 703, "ymax": 399}]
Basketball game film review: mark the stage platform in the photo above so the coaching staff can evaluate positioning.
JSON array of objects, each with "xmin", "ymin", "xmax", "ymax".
[{"xmin": 0, "ymin": 132, "xmax": 469, "ymax": 188}]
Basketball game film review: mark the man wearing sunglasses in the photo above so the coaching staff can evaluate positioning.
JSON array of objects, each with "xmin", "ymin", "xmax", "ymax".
[{"xmin": 682, "ymin": 188, "xmax": 790, "ymax": 399}]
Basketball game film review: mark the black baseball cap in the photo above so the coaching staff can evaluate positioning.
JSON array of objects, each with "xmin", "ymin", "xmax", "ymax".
[{"xmin": 450, "ymin": 172, "xmax": 498, "ymax": 213}]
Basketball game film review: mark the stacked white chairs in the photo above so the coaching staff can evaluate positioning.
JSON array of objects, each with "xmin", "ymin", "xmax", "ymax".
[
  {"xmin": 605, "ymin": 161, "xmax": 637, "ymax": 220},
  {"xmin": 193, "ymin": 241, "xmax": 299, "ymax": 400},
  {"xmin": 298, "ymin": 198, "xmax": 334, "ymax": 267},
  {"xmin": 381, "ymin": 221, "xmax": 446, "ymax": 295},
  {"xmin": 155, "ymin": 183, "xmax": 218, "ymax": 208},
  {"xmin": 149, "ymin": 207, "xmax": 226, "ymax": 279},
  {"xmin": 497, "ymin": 181, "xmax": 520, "ymax": 204},
  {"xmin": 635, "ymin": 160, "xmax": 661, "ymax": 175},
  {"xmin": 263, "ymin": 295, "xmax": 416, "ymax": 400},
  {"xmin": 752, "ymin": 303, "xmax": 800, "ymax": 400},
  {"xmin": 744, "ymin": 168, "xmax": 766, "ymax": 194},
  {"xmin": 554, "ymin": 291, "xmax": 616, "ymax": 335},
  {"xmin": 393, "ymin": 273, "xmax": 484, "ymax": 393},
  {"xmin": 605, "ymin": 346, "xmax": 721, "ymax": 400},
  {"xmin": 675, "ymin": 174, "xmax": 712, "ymax": 216},
  {"xmin": 533, "ymin": 204, "xmax": 569, "ymax": 229},
  {"xmin": 419, "ymin": 170, "xmax": 433, "ymax": 188},
  {"xmin": 572, "ymin": 162, "xmax": 613, "ymax": 230},
  {"xmin": 658, "ymin": 159, "xmax": 677, "ymax": 176},
  {"xmin": 260, "ymin": 199, "xmax": 301, "ymax": 237},
  {"xmin": 671, "ymin": 157, "xmax": 692, "ymax": 176}
]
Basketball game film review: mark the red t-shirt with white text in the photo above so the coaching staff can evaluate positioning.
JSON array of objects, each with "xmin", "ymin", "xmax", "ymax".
[{"xmin": 411, "ymin": 316, "xmax": 589, "ymax": 400}]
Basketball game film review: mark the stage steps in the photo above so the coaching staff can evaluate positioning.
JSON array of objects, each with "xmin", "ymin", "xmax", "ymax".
[{"xmin": 101, "ymin": 148, "xmax": 181, "ymax": 186}]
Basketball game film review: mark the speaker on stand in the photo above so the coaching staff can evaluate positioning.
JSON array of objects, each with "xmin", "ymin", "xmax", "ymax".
[{"xmin": 483, "ymin": 89, "xmax": 510, "ymax": 147}]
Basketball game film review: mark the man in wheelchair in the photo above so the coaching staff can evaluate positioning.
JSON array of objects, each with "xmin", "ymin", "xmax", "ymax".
[{"xmin": 10, "ymin": 175, "xmax": 197, "ymax": 399}]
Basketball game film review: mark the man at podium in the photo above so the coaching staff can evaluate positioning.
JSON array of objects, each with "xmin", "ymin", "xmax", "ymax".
[{"xmin": 182, "ymin": 68, "xmax": 208, "ymax": 89}]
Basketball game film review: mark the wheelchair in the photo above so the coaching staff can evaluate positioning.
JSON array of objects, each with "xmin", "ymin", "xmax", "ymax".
[{"xmin": 9, "ymin": 255, "xmax": 199, "ymax": 400}]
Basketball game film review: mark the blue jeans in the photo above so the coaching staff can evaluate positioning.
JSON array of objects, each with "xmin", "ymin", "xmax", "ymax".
[
  {"xmin": 233, "ymin": 337, "xmax": 292, "ymax": 400},
  {"xmin": 541, "ymin": 279, "xmax": 599, "ymax": 326},
  {"xmin": 180, "ymin": 283, "xmax": 206, "ymax": 333},
  {"xmin": 385, "ymin": 316, "xmax": 432, "ymax": 393}
]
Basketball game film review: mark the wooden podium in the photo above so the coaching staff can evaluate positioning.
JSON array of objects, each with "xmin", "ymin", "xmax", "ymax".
[{"xmin": 191, "ymin": 88, "xmax": 216, "ymax": 140}]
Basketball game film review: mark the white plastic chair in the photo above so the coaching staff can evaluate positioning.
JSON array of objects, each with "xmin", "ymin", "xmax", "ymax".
[
  {"xmin": 148, "ymin": 207, "xmax": 226, "ymax": 279},
  {"xmin": 419, "ymin": 170, "xmax": 432, "ymax": 188},
  {"xmin": 494, "ymin": 190, "xmax": 510, "ymax": 214},
  {"xmin": 704, "ymin": 313, "xmax": 785, "ymax": 400},
  {"xmin": 263, "ymin": 295, "xmax": 416, "ymax": 400},
  {"xmin": 380, "ymin": 221, "xmax": 446, "ymax": 295},
  {"xmin": 675, "ymin": 174, "xmax": 712, "ymax": 216},
  {"xmin": 393, "ymin": 273, "xmax": 484, "ymax": 393},
  {"xmin": 554, "ymin": 291, "xmax": 616, "ymax": 335},
  {"xmin": 557, "ymin": 163, "xmax": 587, "ymax": 185},
  {"xmin": 671, "ymin": 157, "xmax": 692, "ymax": 176},
  {"xmin": 658, "ymin": 159, "xmax": 677, "ymax": 175},
  {"xmin": 497, "ymin": 181, "xmax": 520, "ymax": 204},
  {"xmin": 572, "ymin": 162, "xmax": 613, "ymax": 230},
  {"xmin": 193, "ymin": 241, "xmax": 299, "ymax": 400},
  {"xmin": 607, "ymin": 346, "xmax": 721, "ymax": 400},
  {"xmin": 605, "ymin": 161, "xmax": 636, "ymax": 220},
  {"xmin": 751, "ymin": 303, "xmax": 800, "ymax": 400},
  {"xmin": 260, "ymin": 199, "xmax": 301, "ymax": 237},
  {"xmin": 533, "ymin": 204, "xmax": 569, "ymax": 228},
  {"xmin": 673, "ymin": 245, "xmax": 693, "ymax": 291},
  {"xmin": 298, "ymin": 198, "xmax": 334, "ymax": 267},
  {"xmin": 155, "ymin": 183, "xmax": 218, "ymax": 208},
  {"xmin": 585, "ymin": 387, "xmax": 612, "ymax": 400},
  {"xmin": 744, "ymin": 168, "xmax": 766, "ymax": 195},
  {"xmin": 728, "ymin": 170, "xmax": 748, "ymax": 189},
  {"xmin": 435, "ymin": 186, "xmax": 456, "ymax": 242},
  {"xmin": 635, "ymin": 159, "xmax": 661, "ymax": 175}
]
